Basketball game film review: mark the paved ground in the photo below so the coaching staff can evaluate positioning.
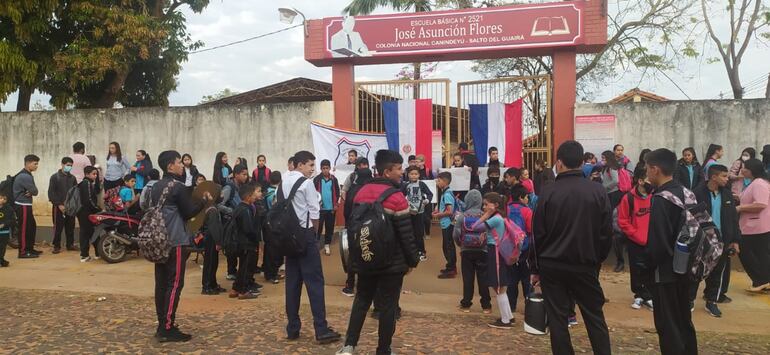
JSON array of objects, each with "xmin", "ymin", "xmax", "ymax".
[{"xmin": 2, "ymin": 225, "xmax": 770, "ymax": 354}]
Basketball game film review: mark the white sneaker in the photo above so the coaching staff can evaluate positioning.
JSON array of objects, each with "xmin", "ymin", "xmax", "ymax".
[
  {"xmin": 419, "ymin": 254, "xmax": 428, "ymax": 262},
  {"xmin": 324, "ymin": 244, "xmax": 331, "ymax": 256},
  {"xmin": 643, "ymin": 300, "xmax": 654, "ymax": 310},
  {"xmin": 80, "ymin": 256, "xmax": 92, "ymax": 263},
  {"xmin": 336, "ymin": 345, "xmax": 355, "ymax": 355},
  {"xmin": 631, "ymin": 297, "xmax": 643, "ymax": 309},
  {"xmin": 93, "ymin": 255, "xmax": 100, "ymax": 260}
]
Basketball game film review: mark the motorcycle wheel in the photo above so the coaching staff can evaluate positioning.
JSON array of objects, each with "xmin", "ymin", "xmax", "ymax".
[{"xmin": 97, "ymin": 233, "xmax": 127, "ymax": 263}]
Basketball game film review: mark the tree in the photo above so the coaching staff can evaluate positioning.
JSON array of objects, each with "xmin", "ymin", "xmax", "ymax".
[
  {"xmin": 700, "ymin": 0, "xmax": 770, "ymax": 99},
  {"xmin": 473, "ymin": 0, "xmax": 700, "ymax": 100},
  {"xmin": 199, "ymin": 88, "xmax": 240, "ymax": 105}
]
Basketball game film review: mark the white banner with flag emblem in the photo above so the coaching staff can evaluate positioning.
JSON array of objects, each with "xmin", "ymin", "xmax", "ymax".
[{"xmin": 310, "ymin": 121, "xmax": 389, "ymax": 171}]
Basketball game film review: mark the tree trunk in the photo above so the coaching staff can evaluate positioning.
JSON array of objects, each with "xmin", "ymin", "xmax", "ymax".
[
  {"xmin": 16, "ymin": 85, "xmax": 33, "ymax": 111},
  {"xmin": 412, "ymin": 62, "xmax": 421, "ymax": 99},
  {"xmin": 94, "ymin": 69, "xmax": 130, "ymax": 108},
  {"xmin": 728, "ymin": 69, "xmax": 743, "ymax": 99}
]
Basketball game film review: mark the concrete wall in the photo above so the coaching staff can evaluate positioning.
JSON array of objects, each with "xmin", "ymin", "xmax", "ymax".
[
  {"xmin": 0, "ymin": 102, "xmax": 335, "ymax": 215},
  {"xmin": 575, "ymin": 99, "xmax": 770, "ymax": 166}
]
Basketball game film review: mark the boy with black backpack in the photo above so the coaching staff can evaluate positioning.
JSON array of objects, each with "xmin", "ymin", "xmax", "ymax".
[
  {"xmin": 645, "ymin": 148, "xmax": 698, "ymax": 354},
  {"xmin": 227, "ymin": 183, "xmax": 263, "ymax": 300},
  {"xmin": 48, "ymin": 157, "xmax": 77, "ymax": 254},
  {"xmin": 262, "ymin": 171, "xmax": 284, "ymax": 284},
  {"xmin": 453, "ymin": 189, "xmax": 491, "ymax": 313},
  {"xmin": 507, "ymin": 184, "xmax": 533, "ymax": 313},
  {"xmin": 337, "ymin": 149, "xmax": 420, "ymax": 355},
  {"xmin": 201, "ymin": 186, "xmax": 225, "ymax": 296}
]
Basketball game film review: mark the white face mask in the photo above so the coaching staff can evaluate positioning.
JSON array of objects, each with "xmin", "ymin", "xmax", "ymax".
[{"xmin": 742, "ymin": 155, "xmax": 750, "ymax": 161}]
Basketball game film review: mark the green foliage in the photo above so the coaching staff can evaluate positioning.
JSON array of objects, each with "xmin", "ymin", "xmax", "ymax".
[{"xmin": 199, "ymin": 88, "xmax": 239, "ymax": 105}]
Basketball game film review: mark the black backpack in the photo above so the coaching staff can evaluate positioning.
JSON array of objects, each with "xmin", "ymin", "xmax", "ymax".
[
  {"xmin": 347, "ymin": 187, "xmax": 400, "ymax": 272},
  {"xmin": 0, "ymin": 175, "xmax": 16, "ymax": 205},
  {"xmin": 267, "ymin": 177, "xmax": 309, "ymax": 257},
  {"xmin": 221, "ymin": 204, "xmax": 247, "ymax": 256}
]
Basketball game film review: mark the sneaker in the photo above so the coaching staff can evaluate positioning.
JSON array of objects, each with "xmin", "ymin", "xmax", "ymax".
[
  {"xmin": 643, "ymin": 300, "xmax": 654, "ymax": 310},
  {"xmin": 316, "ymin": 328, "xmax": 342, "ymax": 344},
  {"xmin": 80, "ymin": 256, "xmax": 92, "ymax": 263},
  {"xmin": 341, "ymin": 287, "xmax": 355, "ymax": 297},
  {"xmin": 689, "ymin": 301, "xmax": 695, "ymax": 312},
  {"xmin": 238, "ymin": 292, "xmax": 259, "ymax": 300},
  {"xmin": 419, "ymin": 253, "xmax": 427, "ymax": 261},
  {"xmin": 0, "ymin": 260, "xmax": 9, "ymax": 267},
  {"xmin": 717, "ymin": 295, "xmax": 732, "ymax": 304},
  {"xmin": 18, "ymin": 252, "xmax": 39, "ymax": 259},
  {"xmin": 228, "ymin": 289, "xmax": 239, "ymax": 298},
  {"xmin": 459, "ymin": 306, "xmax": 471, "ymax": 313},
  {"xmin": 52, "ymin": 247, "xmax": 61, "ymax": 254},
  {"xmin": 705, "ymin": 302, "xmax": 722, "ymax": 317},
  {"xmin": 201, "ymin": 288, "xmax": 220, "ymax": 295},
  {"xmin": 157, "ymin": 327, "xmax": 192, "ymax": 343},
  {"xmin": 568, "ymin": 316, "xmax": 578, "ymax": 327},
  {"xmin": 66, "ymin": 245, "xmax": 78, "ymax": 251},
  {"xmin": 226, "ymin": 274, "xmax": 236, "ymax": 281},
  {"xmin": 631, "ymin": 297, "xmax": 643, "ymax": 309},
  {"xmin": 336, "ymin": 345, "xmax": 356, "ymax": 355},
  {"xmin": 247, "ymin": 287, "xmax": 263, "ymax": 295},
  {"xmin": 324, "ymin": 244, "xmax": 331, "ymax": 256},
  {"xmin": 438, "ymin": 270, "xmax": 457, "ymax": 279},
  {"xmin": 482, "ymin": 308, "xmax": 492, "ymax": 314},
  {"xmin": 487, "ymin": 319, "xmax": 514, "ymax": 329},
  {"xmin": 92, "ymin": 255, "xmax": 100, "ymax": 260},
  {"xmin": 613, "ymin": 262, "xmax": 624, "ymax": 273},
  {"xmin": 31, "ymin": 249, "xmax": 43, "ymax": 255},
  {"xmin": 267, "ymin": 278, "xmax": 280, "ymax": 285}
]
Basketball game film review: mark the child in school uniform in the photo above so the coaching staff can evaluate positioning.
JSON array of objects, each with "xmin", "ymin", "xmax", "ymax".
[
  {"xmin": 434, "ymin": 172, "xmax": 457, "ymax": 279},
  {"xmin": 403, "ymin": 166, "xmax": 433, "ymax": 260}
]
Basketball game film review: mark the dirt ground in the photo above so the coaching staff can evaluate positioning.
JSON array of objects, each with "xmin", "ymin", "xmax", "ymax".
[{"xmin": 2, "ymin": 226, "xmax": 770, "ymax": 354}]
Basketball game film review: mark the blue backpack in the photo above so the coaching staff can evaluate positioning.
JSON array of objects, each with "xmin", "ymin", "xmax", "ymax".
[
  {"xmin": 507, "ymin": 204, "xmax": 531, "ymax": 252},
  {"xmin": 457, "ymin": 215, "xmax": 487, "ymax": 249}
]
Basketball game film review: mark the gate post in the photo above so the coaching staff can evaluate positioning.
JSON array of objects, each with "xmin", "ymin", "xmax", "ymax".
[
  {"xmin": 332, "ymin": 63, "xmax": 356, "ymax": 130},
  {"xmin": 552, "ymin": 49, "xmax": 576, "ymax": 157}
]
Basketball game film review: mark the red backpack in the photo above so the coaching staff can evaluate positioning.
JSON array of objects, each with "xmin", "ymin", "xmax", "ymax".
[
  {"xmin": 617, "ymin": 168, "xmax": 633, "ymax": 193},
  {"xmin": 104, "ymin": 187, "xmax": 126, "ymax": 212}
]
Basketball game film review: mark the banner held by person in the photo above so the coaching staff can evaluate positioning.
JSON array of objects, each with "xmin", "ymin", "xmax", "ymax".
[
  {"xmin": 310, "ymin": 121, "xmax": 389, "ymax": 169},
  {"xmin": 469, "ymin": 100, "xmax": 523, "ymax": 167}
]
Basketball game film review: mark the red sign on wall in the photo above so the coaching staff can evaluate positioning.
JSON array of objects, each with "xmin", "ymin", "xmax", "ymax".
[{"xmin": 323, "ymin": 2, "xmax": 584, "ymax": 59}]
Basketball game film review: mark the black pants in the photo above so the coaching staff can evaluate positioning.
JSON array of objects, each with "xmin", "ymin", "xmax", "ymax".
[
  {"xmin": 423, "ymin": 203, "xmax": 432, "ymax": 236},
  {"xmin": 77, "ymin": 212, "xmax": 97, "ymax": 258},
  {"xmin": 318, "ymin": 210, "xmax": 335, "ymax": 245},
  {"xmin": 262, "ymin": 227, "xmax": 283, "ymax": 280},
  {"xmin": 613, "ymin": 232, "xmax": 626, "ymax": 265},
  {"xmin": 628, "ymin": 243, "xmax": 652, "ymax": 301},
  {"xmin": 540, "ymin": 267, "xmax": 611, "ymax": 355},
  {"xmin": 460, "ymin": 250, "xmax": 491, "ymax": 309},
  {"xmin": 346, "ymin": 270, "xmax": 356, "ymax": 289},
  {"xmin": 651, "ymin": 280, "xmax": 698, "ymax": 355},
  {"xmin": 155, "ymin": 246, "xmax": 191, "ymax": 330},
  {"xmin": 15, "ymin": 205, "xmax": 36, "ymax": 254},
  {"xmin": 739, "ymin": 233, "xmax": 770, "ymax": 287},
  {"xmin": 227, "ymin": 253, "xmax": 238, "ymax": 276},
  {"xmin": 507, "ymin": 260, "xmax": 532, "ymax": 312},
  {"xmin": 285, "ymin": 231, "xmax": 329, "ymax": 337},
  {"xmin": 344, "ymin": 273, "xmax": 404, "ymax": 354},
  {"xmin": 234, "ymin": 249, "xmax": 256, "ymax": 293},
  {"xmin": 201, "ymin": 236, "xmax": 220, "ymax": 290},
  {"xmin": 690, "ymin": 254, "xmax": 731, "ymax": 302},
  {"xmin": 52, "ymin": 205, "xmax": 75, "ymax": 249},
  {"xmin": 441, "ymin": 226, "xmax": 456, "ymax": 271},
  {"xmin": 410, "ymin": 214, "xmax": 425, "ymax": 254},
  {"xmin": 0, "ymin": 234, "xmax": 8, "ymax": 261}
]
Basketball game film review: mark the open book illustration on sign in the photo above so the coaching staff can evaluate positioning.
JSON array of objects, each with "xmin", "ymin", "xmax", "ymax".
[{"xmin": 530, "ymin": 16, "xmax": 570, "ymax": 37}]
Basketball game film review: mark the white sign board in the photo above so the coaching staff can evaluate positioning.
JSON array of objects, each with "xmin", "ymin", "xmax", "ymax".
[
  {"xmin": 422, "ymin": 179, "xmax": 438, "ymax": 204},
  {"xmin": 574, "ymin": 115, "xmax": 616, "ymax": 156},
  {"xmin": 439, "ymin": 167, "xmax": 472, "ymax": 191},
  {"xmin": 333, "ymin": 165, "xmax": 354, "ymax": 188}
]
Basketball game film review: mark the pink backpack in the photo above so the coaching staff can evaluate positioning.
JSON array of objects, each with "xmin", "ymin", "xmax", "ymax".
[
  {"xmin": 491, "ymin": 218, "xmax": 527, "ymax": 266},
  {"xmin": 617, "ymin": 168, "xmax": 632, "ymax": 193}
]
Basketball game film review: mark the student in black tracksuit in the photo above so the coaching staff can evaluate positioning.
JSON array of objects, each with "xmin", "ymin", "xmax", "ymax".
[
  {"xmin": 77, "ymin": 166, "xmax": 102, "ymax": 262},
  {"xmin": 201, "ymin": 198, "xmax": 225, "ymax": 295},
  {"xmin": 645, "ymin": 148, "xmax": 698, "ymax": 355},
  {"xmin": 229, "ymin": 183, "xmax": 263, "ymax": 300},
  {"xmin": 530, "ymin": 141, "xmax": 612, "ymax": 355},
  {"xmin": 690, "ymin": 164, "xmax": 740, "ymax": 317},
  {"xmin": 13, "ymin": 155, "xmax": 41, "ymax": 258},
  {"xmin": 48, "ymin": 157, "xmax": 77, "ymax": 253}
]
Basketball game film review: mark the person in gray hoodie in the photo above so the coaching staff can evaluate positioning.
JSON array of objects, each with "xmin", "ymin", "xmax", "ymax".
[
  {"xmin": 13, "ymin": 155, "xmax": 40, "ymax": 258},
  {"xmin": 453, "ymin": 190, "xmax": 492, "ymax": 313}
]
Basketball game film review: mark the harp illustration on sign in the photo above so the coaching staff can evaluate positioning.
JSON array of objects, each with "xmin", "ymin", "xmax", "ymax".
[{"xmin": 530, "ymin": 16, "xmax": 570, "ymax": 37}]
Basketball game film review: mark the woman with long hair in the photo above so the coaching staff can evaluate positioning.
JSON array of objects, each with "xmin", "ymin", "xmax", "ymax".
[
  {"xmin": 635, "ymin": 148, "xmax": 652, "ymax": 171},
  {"xmin": 104, "ymin": 142, "xmax": 131, "ymax": 190},
  {"xmin": 182, "ymin": 154, "xmax": 200, "ymax": 192},
  {"xmin": 728, "ymin": 148, "xmax": 755, "ymax": 199},
  {"xmin": 703, "ymin": 144, "xmax": 724, "ymax": 178},
  {"xmin": 131, "ymin": 150, "xmax": 153, "ymax": 195},
  {"xmin": 252, "ymin": 154, "xmax": 272, "ymax": 188},
  {"xmin": 213, "ymin": 152, "xmax": 232, "ymax": 185},
  {"xmin": 736, "ymin": 159, "xmax": 770, "ymax": 292},
  {"xmin": 675, "ymin": 147, "xmax": 703, "ymax": 190},
  {"xmin": 613, "ymin": 144, "xmax": 631, "ymax": 169}
]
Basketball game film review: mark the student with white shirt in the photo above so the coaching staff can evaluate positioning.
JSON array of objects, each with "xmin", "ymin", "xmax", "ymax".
[{"xmin": 282, "ymin": 151, "xmax": 341, "ymax": 345}]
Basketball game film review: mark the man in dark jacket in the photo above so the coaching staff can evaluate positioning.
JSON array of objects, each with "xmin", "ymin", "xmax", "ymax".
[
  {"xmin": 151, "ymin": 151, "xmax": 210, "ymax": 343},
  {"xmin": 645, "ymin": 148, "xmax": 698, "ymax": 355},
  {"xmin": 229, "ymin": 183, "xmax": 263, "ymax": 300},
  {"xmin": 48, "ymin": 157, "xmax": 77, "ymax": 253},
  {"xmin": 13, "ymin": 155, "xmax": 41, "ymax": 258},
  {"xmin": 531, "ymin": 141, "xmax": 612, "ymax": 355},
  {"xmin": 338, "ymin": 149, "xmax": 420, "ymax": 355},
  {"xmin": 691, "ymin": 164, "xmax": 740, "ymax": 317}
]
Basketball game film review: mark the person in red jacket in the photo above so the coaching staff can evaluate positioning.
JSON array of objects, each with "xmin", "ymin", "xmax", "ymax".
[{"xmin": 617, "ymin": 167, "xmax": 653, "ymax": 310}]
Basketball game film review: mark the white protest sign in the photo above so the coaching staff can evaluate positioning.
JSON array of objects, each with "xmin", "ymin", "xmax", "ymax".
[
  {"xmin": 422, "ymin": 179, "xmax": 438, "ymax": 204},
  {"xmin": 439, "ymin": 167, "xmax": 471, "ymax": 191}
]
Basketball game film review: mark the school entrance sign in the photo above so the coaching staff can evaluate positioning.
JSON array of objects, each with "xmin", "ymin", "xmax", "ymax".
[{"xmin": 305, "ymin": 0, "xmax": 608, "ymax": 157}]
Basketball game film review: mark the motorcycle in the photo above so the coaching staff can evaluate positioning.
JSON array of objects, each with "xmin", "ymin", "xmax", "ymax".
[{"xmin": 89, "ymin": 211, "xmax": 140, "ymax": 263}]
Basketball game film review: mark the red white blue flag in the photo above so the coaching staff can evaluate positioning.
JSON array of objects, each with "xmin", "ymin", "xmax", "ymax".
[
  {"xmin": 469, "ymin": 100, "xmax": 523, "ymax": 168},
  {"xmin": 383, "ymin": 99, "xmax": 433, "ymax": 170}
]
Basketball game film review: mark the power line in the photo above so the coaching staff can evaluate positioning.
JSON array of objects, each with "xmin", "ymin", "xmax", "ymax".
[{"xmin": 190, "ymin": 24, "xmax": 303, "ymax": 54}]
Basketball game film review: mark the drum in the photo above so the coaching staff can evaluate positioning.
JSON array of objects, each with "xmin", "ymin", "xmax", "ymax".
[
  {"xmin": 186, "ymin": 182, "xmax": 221, "ymax": 232},
  {"xmin": 338, "ymin": 229, "xmax": 349, "ymax": 273},
  {"xmin": 524, "ymin": 289, "xmax": 548, "ymax": 335}
]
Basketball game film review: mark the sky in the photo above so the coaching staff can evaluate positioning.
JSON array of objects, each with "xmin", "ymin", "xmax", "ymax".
[{"xmin": 2, "ymin": 0, "xmax": 769, "ymax": 111}]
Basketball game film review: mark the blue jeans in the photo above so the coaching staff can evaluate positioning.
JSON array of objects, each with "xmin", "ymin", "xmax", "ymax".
[{"xmin": 285, "ymin": 229, "xmax": 329, "ymax": 337}]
